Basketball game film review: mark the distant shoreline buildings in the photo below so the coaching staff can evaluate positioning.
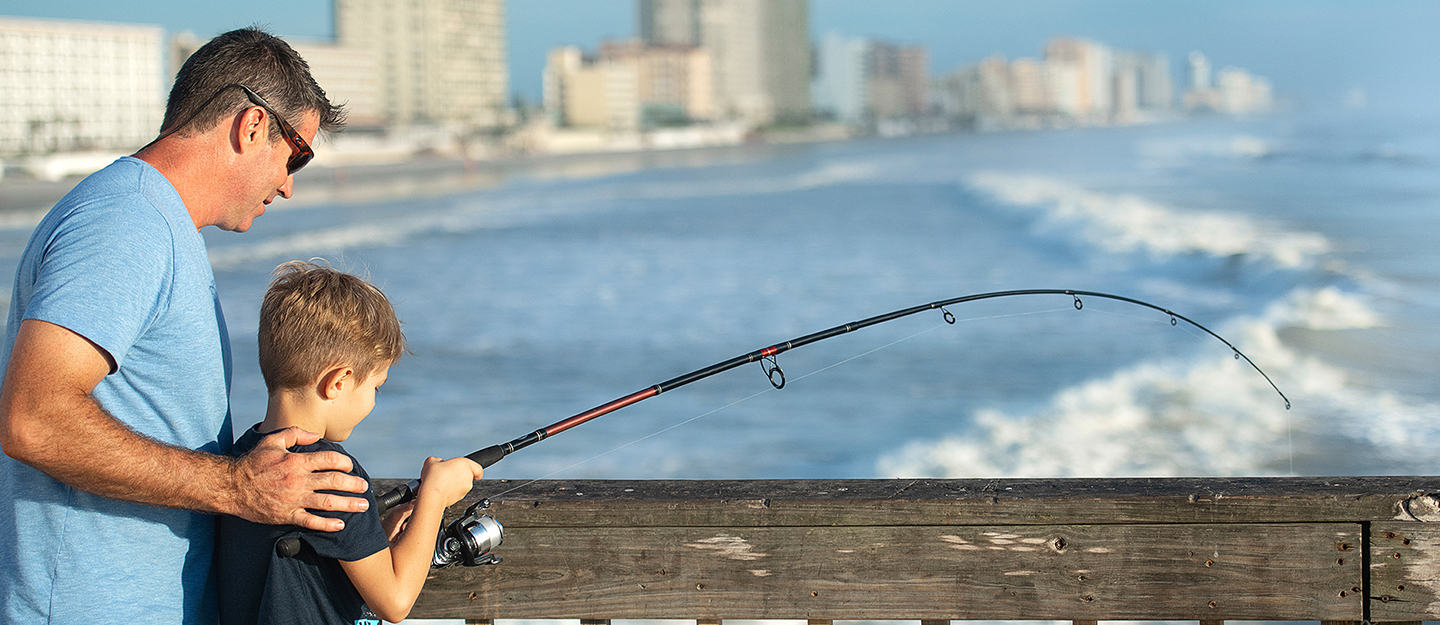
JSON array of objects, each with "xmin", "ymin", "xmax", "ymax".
[{"xmin": 1, "ymin": 4, "xmax": 1278, "ymax": 174}]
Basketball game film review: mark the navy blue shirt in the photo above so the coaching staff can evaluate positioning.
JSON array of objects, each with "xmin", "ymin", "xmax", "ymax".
[{"xmin": 217, "ymin": 426, "xmax": 390, "ymax": 625}]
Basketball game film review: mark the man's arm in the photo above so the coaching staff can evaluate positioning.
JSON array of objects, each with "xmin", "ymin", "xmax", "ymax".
[{"xmin": 0, "ymin": 318, "xmax": 368, "ymax": 531}]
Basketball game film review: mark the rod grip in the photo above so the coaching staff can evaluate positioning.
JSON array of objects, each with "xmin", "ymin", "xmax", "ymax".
[
  {"xmin": 375, "ymin": 478, "xmax": 419, "ymax": 518},
  {"xmin": 467, "ymin": 444, "xmax": 507, "ymax": 468}
]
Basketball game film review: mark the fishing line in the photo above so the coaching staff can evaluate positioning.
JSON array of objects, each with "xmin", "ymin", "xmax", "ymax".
[
  {"xmin": 486, "ymin": 308, "xmax": 1073, "ymax": 498},
  {"xmin": 374, "ymin": 289, "xmax": 1292, "ymax": 513}
]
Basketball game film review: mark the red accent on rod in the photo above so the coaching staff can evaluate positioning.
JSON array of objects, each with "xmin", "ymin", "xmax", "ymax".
[
  {"xmin": 545, "ymin": 387, "xmax": 660, "ymax": 436},
  {"xmin": 760, "ymin": 346, "xmax": 779, "ymax": 357}
]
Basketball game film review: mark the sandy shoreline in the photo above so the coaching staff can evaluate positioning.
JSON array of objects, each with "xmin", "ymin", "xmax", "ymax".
[{"xmin": 0, "ymin": 138, "xmax": 828, "ymax": 218}]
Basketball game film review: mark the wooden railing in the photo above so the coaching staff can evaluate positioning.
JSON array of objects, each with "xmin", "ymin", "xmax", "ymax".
[{"xmin": 396, "ymin": 476, "xmax": 1440, "ymax": 623}]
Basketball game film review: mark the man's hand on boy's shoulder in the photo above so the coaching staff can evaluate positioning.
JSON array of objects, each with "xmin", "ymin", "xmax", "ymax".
[{"xmin": 229, "ymin": 426, "xmax": 370, "ymax": 531}]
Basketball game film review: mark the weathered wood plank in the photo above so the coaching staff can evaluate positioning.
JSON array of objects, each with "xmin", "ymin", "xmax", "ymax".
[
  {"xmin": 376, "ymin": 477, "xmax": 1440, "ymax": 528},
  {"xmin": 1369, "ymin": 522, "xmax": 1440, "ymax": 621},
  {"xmin": 410, "ymin": 522, "xmax": 1361, "ymax": 620}
]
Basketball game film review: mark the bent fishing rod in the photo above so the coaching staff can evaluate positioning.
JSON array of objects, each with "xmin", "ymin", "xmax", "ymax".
[
  {"xmin": 375, "ymin": 288, "xmax": 1290, "ymax": 516},
  {"xmin": 277, "ymin": 289, "xmax": 1290, "ymax": 565}
]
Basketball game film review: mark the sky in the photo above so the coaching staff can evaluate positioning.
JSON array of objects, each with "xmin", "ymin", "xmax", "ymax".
[{"xmin": 2, "ymin": 0, "xmax": 1436, "ymax": 113}]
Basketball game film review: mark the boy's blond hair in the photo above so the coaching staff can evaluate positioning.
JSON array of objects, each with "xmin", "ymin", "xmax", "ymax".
[{"xmin": 258, "ymin": 260, "xmax": 407, "ymax": 393}]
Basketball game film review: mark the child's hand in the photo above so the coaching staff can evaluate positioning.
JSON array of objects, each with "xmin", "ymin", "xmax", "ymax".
[
  {"xmin": 416, "ymin": 456, "xmax": 484, "ymax": 508},
  {"xmin": 381, "ymin": 501, "xmax": 415, "ymax": 544}
]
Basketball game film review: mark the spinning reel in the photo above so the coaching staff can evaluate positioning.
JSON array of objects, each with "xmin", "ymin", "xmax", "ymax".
[
  {"xmin": 432, "ymin": 499, "xmax": 503, "ymax": 568},
  {"xmin": 275, "ymin": 486, "xmax": 502, "ymax": 568}
]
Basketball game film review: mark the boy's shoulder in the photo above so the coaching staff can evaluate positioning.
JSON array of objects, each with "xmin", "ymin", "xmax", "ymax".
[{"xmin": 233, "ymin": 425, "xmax": 359, "ymax": 465}]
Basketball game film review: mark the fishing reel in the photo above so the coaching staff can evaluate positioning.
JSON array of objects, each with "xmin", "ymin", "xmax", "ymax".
[{"xmin": 432, "ymin": 499, "xmax": 504, "ymax": 568}]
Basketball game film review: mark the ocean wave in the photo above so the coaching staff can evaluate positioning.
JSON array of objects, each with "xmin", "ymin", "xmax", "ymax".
[
  {"xmin": 965, "ymin": 171, "xmax": 1330, "ymax": 268},
  {"xmin": 1137, "ymin": 134, "xmax": 1272, "ymax": 163},
  {"xmin": 876, "ymin": 287, "xmax": 1434, "ymax": 478}
]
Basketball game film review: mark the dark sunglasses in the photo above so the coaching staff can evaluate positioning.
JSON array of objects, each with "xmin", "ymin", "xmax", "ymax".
[
  {"xmin": 145, "ymin": 83, "xmax": 314, "ymax": 174},
  {"xmin": 235, "ymin": 85, "xmax": 314, "ymax": 174}
]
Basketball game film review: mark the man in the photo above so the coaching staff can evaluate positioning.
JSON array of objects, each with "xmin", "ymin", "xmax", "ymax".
[{"xmin": 0, "ymin": 28, "xmax": 370, "ymax": 623}]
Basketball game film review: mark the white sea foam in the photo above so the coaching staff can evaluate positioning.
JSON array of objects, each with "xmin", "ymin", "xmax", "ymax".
[
  {"xmin": 965, "ymin": 171, "xmax": 1330, "ymax": 268},
  {"xmin": 876, "ymin": 287, "xmax": 1436, "ymax": 478}
]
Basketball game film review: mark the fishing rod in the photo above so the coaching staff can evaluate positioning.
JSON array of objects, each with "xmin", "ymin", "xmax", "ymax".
[{"xmin": 279, "ymin": 289, "xmax": 1289, "ymax": 566}]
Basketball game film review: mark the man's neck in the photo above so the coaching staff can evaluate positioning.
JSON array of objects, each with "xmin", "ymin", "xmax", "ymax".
[{"xmin": 133, "ymin": 132, "xmax": 233, "ymax": 232}]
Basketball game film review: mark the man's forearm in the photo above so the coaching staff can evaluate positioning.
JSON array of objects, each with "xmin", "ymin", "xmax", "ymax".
[{"xmin": 2, "ymin": 388, "xmax": 241, "ymax": 515}]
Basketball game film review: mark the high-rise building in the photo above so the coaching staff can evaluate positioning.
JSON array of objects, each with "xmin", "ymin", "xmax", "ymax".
[
  {"xmin": 638, "ymin": 0, "xmax": 700, "ymax": 46},
  {"xmin": 811, "ymin": 33, "xmax": 868, "ymax": 123},
  {"xmin": 868, "ymin": 42, "xmax": 928, "ymax": 119},
  {"xmin": 336, "ymin": 0, "xmax": 507, "ymax": 128},
  {"xmin": 1045, "ymin": 38, "xmax": 1113, "ymax": 120},
  {"xmin": 1113, "ymin": 50, "xmax": 1172, "ymax": 119},
  {"xmin": 0, "ymin": 16, "xmax": 164, "ymax": 155},
  {"xmin": 640, "ymin": 0, "xmax": 810, "ymax": 125}
]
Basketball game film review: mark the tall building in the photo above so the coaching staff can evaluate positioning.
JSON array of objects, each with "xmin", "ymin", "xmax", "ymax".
[
  {"xmin": 1114, "ymin": 51, "xmax": 1172, "ymax": 118},
  {"xmin": 336, "ymin": 0, "xmax": 507, "ymax": 128},
  {"xmin": 811, "ymin": 33, "xmax": 868, "ymax": 123},
  {"xmin": 639, "ymin": 0, "xmax": 810, "ymax": 125},
  {"xmin": 638, "ymin": 0, "xmax": 700, "ymax": 46},
  {"xmin": 868, "ymin": 42, "xmax": 928, "ymax": 119},
  {"xmin": 1044, "ymin": 38, "xmax": 1113, "ymax": 120},
  {"xmin": 0, "ymin": 16, "xmax": 164, "ymax": 155}
]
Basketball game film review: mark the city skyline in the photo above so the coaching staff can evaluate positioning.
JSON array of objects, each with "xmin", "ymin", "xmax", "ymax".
[{"xmin": 0, "ymin": 0, "xmax": 1436, "ymax": 114}]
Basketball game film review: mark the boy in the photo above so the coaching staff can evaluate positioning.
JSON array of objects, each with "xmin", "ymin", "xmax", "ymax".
[{"xmin": 218, "ymin": 261, "xmax": 484, "ymax": 624}]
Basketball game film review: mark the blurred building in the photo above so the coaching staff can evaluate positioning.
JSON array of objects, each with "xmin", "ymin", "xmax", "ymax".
[
  {"xmin": 544, "ymin": 40, "xmax": 716, "ymax": 133},
  {"xmin": 0, "ymin": 16, "xmax": 164, "ymax": 155},
  {"xmin": 336, "ymin": 0, "xmax": 507, "ymax": 128},
  {"xmin": 868, "ymin": 42, "xmax": 928, "ymax": 120},
  {"xmin": 811, "ymin": 33, "xmax": 868, "ymax": 123},
  {"xmin": 1184, "ymin": 51, "xmax": 1272, "ymax": 115},
  {"xmin": 171, "ymin": 32, "xmax": 385, "ymax": 128},
  {"xmin": 638, "ymin": 0, "xmax": 700, "ymax": 46},
  {"xmin": 543, "ymin": 47, "xmax": 640, "ymax": 132},
  {"xmin": 600, "ymin": 39, "xmax": 714, "ymax": 125},
  {"xmin": 936, "ymin": 37, "xmax": 1175, "ymax": 128},
  {"xmin": 639, "ymin": 0, "xmax": 810, "ymax": 125},
  {"xmin": 811, "ymin": 34, "xmax": 928, "ymax": 125},
  {"xmin": 1044, "ymin": 38, "xmax": 1112, "ymax": 121}
]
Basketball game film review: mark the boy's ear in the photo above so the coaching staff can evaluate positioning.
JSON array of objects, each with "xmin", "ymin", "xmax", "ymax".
[{"xmin": 317, "ymin": 366, "xmax": 354, "ymax": 400}]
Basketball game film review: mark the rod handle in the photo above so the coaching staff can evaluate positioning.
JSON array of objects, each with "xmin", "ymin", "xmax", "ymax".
[
  {"xmin": 467, "ymin": 444, "xmax": 507, "ymax": 468},
  {"xmin": 375, "ymin": 478, "xmax": 420, "ymax": 518}
]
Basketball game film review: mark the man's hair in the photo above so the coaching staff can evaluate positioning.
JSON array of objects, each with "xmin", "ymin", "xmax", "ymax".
[
  {"xmin": 258, "ymin": 261, "xmax": 406, "ymax": 394},
  {"xmin": 161, "ymin": 26, "xmax": 346, "ymax": 142}
]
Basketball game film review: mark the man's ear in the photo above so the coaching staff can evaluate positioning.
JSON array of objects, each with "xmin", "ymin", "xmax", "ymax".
[
  {"xmin": 234, "ymin": 106, "xmax": 268, "ymax": 154},
  {"xmin": 316, "ymin": 366, "xmax": 354, "ymax": 400}
]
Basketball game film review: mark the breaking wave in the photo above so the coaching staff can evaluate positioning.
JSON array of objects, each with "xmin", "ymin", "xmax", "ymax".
[
  {"xmin": 965, "ymin": 171, "xmax": 1330, "ymax": 268},
  {"xmin": 876, "ymin": 287, "xmax": 1438, "ymax": 478}
]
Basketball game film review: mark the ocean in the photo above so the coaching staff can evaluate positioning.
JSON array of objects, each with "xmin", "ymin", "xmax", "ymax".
[{"xmin": 3, "ymin": 109, "xmax": 1437, "ymax": 484}]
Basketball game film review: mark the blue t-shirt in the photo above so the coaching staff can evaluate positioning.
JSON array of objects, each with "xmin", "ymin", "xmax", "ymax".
[
  {"xmin": 217, "ymin": 425, "xmax": 389, "ymax": 625},
  {"xmin": 0, "ymin": 157, "xmax": 233, "ymax": 623}
]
